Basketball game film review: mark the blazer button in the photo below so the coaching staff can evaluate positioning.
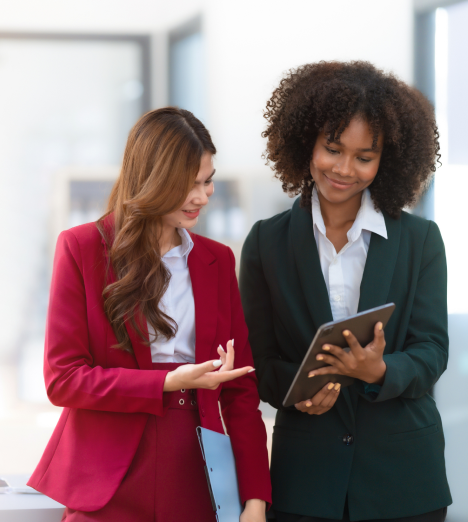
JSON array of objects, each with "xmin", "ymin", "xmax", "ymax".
[
  {"xmin": 343, "ymin": 434, "xmax": 354, "ymax": 446},
  {"xmin": 201, "ymin": 408, "xmax": 206, "ymax": 417}
]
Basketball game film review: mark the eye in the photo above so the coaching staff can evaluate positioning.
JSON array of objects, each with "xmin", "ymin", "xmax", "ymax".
[
  {"xmin": 358, "ymin": 157, "xmax": 372, "ymax": 163},
  {"xmin": 325, "ymin": 146, "xmax": 339, "ymax": 155},
  {"xmin": 205, "ymin": 178, "xmax": 214, "ymax": 185}
]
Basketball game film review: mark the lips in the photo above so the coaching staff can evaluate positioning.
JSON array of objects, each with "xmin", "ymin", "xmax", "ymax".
[
  {"xmin": 181, "ymin": 209, "xmax": 200, "ymax": 219},
  {"xmin": 324, "ymin": 173, "xmax": 355, "ymax": 189}
]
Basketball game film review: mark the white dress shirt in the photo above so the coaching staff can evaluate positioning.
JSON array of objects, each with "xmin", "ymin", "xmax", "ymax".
[
  {"xmin": 147, "ymin": 228, "xmax": 196, "ymax": 363},
  {"xmin": 312, "ymin": 186, "xmax": 388, "ymax": 321}
]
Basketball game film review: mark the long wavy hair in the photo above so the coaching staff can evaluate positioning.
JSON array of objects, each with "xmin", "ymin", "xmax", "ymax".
[{"xmin": 97, "ymin": 107, "xmax": 216, "ymax": 353}]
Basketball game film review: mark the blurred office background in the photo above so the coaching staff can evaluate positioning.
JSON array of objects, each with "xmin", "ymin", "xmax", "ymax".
[{"xmin": 0, "ymin": 0, "xmax": 466, "ymax": 519}]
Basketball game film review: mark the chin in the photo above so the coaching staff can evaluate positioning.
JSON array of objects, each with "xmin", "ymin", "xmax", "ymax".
[{"xmin": 181, "ymin": 217, "xmax": 198, "ymax": 229}]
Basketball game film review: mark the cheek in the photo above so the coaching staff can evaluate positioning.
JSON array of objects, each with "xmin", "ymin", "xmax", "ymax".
[
  {"xmin": 206, "ymin": 183, "xmax": 215, "ymax": 198},
  {"xmin": 358, "ymin": 161, "xmax": 381, "ymax": 184},
  {"xmin": 310, "ymin": 150, "xmax": 332, "ymax": 176}
]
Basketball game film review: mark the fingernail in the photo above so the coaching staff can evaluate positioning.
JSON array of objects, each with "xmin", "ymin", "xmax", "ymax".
[
  {"xmin": 328, "ymin": 383, "xmax": 334, "ymax": 390},
  {"xmin": 232, "ymin": 339, "xmax": 234, "ymax": 346},
  {"xmin": 305, "ymin": 401, "xmax": 312, "ymax": 407},
  {"xmin": 218, "ymin": 344, "xmax": 225, "ymax": 352},
  {"xmin": 323, "ymin": 345, "xmax": 330, "ymax": 351},
  {"xmin": 378, "ymin": 322, "xmax": 383, "ymax": 331},
  {"xmin": 213, "ymin": 360, "xmax": 222, "ymax": 368},
  {"xmin": 343, "ymin": 330, "xmax": 350, "ymax": 336},
  {"xmin": 308, "ymin": 373, "xmax": 315, "ymax": 378},
  {"xmin": 317, "ymin": 355, "xmax": 324, "ymax": 360},
  {"xmin": 247, "ymin": 368, "xmax": 256, "ymax": 373},
  {"xmin": 334, "ymin": 383, "xmax": 341, "ymax": 391}
]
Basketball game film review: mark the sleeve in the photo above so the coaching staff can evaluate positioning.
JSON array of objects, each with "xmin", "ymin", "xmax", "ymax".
[
  {"xmin": 239, "ymin": 221, "xmax": 299, "ymax": 410},
  {"xmin": 219, "ymin": 247, "xmax": 272, "ymax": 507},
  {"xmin": 359, "ymin": 221, "xmax": 449, "ymax": 402},
  {"xmin": 44, "ymin": 230, "xmax": 170, "ymax": 416}
]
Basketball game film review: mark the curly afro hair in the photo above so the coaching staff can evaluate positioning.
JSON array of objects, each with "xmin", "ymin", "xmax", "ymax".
[{"xmin": 262, "ymin": 61, "xmax": 439, "ymax": 218}]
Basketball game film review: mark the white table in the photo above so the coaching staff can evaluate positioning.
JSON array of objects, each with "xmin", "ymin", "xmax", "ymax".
[{"xmin": 0, "ymin": 475, "xmax": 65, "ymax": 522}]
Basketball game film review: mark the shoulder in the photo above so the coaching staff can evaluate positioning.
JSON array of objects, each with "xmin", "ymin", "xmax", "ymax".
[
  {"xmin": 399, "ymin": 211, "xmax": 443, "ymax": 246},
  {"xmin": 56, "ymin": 222, "xmax": 103, "ymax": 266},
  {"xmin": 244, "ymin": 205, "xmax": 294, "ymax": 248}
]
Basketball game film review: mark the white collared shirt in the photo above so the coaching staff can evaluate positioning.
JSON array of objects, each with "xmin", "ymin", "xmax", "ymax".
[
  {"xmin": 147, "ymin": 228, "xmax": 196, "ymax": 363},
  {"xmin": 312, "ymin": 186, "xmax": 388, "ymax": 321}
]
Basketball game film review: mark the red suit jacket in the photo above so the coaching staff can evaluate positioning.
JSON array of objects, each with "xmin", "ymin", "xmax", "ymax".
[{"xmin": 28, "ymin": 215, "xmax": 272, "ymax": 511}]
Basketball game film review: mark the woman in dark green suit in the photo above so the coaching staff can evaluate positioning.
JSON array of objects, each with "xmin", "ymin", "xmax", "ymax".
[{"xmin": 240, "ymin": 62, "xmax": 451, "ymax": 522}]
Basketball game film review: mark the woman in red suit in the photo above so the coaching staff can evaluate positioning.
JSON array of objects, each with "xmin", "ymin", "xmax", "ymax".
[{"xmin": 28, "ymin": 107, "xmax": 271, "ymax": 521}]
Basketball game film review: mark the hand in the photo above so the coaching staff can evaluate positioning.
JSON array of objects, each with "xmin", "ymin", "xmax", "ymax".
[
  {"xmin": 294, "ymin": 382, "xmax": 341, "ymax": 414},
  {"xmin": 308, "ymin": 322, "xmax": 387, "ymax": 384},
  {"xmin": 163, "ymin": 340, "xmax": 253, "ymax": 392},
  {"xmin": 240, "ymin": 499, "xmax": 266, "ymax": 522}
]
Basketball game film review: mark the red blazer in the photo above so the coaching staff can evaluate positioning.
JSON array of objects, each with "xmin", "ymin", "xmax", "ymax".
[{"xmin": 28, "ymin": 215, "xmax": 272, "ymax": 511}]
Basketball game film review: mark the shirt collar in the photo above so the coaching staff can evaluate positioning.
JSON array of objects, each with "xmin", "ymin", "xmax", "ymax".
[
  {"xmin": 311, "ymin": 185, "xmax": 387, "ymax": 242},
  {"xmin": 163, "ymin": 228, "xmax": 194, "ymax": 267}
]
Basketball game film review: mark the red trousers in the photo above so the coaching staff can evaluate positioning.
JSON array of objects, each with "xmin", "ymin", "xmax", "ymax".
[{"xmin": 61, "ymin": 363, "xmax": 216, "ymax": 522}]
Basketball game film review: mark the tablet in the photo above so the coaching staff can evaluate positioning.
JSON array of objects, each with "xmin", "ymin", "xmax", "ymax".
[{"xmin": 282, "ymin": 303, "xmax": 396, "ymax": 408}]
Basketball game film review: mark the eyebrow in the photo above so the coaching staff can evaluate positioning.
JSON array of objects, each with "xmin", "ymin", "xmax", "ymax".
[
  {"xmin": 356, "ymin": 147, "xmax": 382, "ymax": 153},
  {"xmin": 195, "ymin": 169, "xmax": 216, "ymax": 184}
]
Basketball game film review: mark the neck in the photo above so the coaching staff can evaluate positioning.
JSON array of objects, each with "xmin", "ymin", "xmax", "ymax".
[
  {"xmin": 159, "ymin": 223, "xmax": 182, "ymax": 256},
  {"xmin": 318, "ymin": 189, "xmax": 363, "ymax": 230}
]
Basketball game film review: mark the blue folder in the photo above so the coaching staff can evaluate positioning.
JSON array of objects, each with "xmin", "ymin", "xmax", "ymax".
[{"xmin": 196, "ymin": 427, "xmax": 243, "ymax": 522}]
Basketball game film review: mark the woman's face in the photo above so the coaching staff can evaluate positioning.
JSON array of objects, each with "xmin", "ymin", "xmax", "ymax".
[
  {"xmin": 310, "ymin": 117, "xmax": 383, "ymax": 205},
  {"xmin": 162, "ymin": 152, "xmax": 215, "ymax": 230}
]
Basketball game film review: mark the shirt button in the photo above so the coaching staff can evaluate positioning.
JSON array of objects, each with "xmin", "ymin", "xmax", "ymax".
[
  {"xmin": 343, "ymin": 434, "xmax": 354, "ymax": 446},
  {"xmin": 334, "ymin": 295, "xmax": 341, "ymax": 302}
]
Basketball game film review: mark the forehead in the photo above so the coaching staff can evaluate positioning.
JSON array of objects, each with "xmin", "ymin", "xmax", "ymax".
[
  {"xmin": 194, "ymin": 152, "xmax": 214, "ymax": 181},
  {"xmin": 327, "ymin": 117, "xmax": 383, "ymax": 150}
]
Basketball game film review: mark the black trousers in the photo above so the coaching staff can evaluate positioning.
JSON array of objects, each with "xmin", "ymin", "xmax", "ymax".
[{"xmin": 274, "ymin": 506, "xmax": 447, "ymax": 522}]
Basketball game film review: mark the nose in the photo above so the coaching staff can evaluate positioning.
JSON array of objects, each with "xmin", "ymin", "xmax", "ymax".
[
  {"xmin": 332, "ymin": 155, "xmax": 353, "ymax": 177},
  {"xmin": 192, "ymin": 184, "xmax": 211, "ymax": 206}
]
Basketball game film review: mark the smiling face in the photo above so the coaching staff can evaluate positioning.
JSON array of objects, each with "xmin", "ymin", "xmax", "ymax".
[
  {"xmin": 310, "ymin": 117, "xmax": 383, "ymax": 205},
  {"xmin": 161, "ymin": 152, "xmax": 215, "ymax": 230}
]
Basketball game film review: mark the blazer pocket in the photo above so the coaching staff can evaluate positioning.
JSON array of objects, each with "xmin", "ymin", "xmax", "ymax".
[{"xmin": 390, "ymin": 423, "xmax": 438, "ymax": 442}]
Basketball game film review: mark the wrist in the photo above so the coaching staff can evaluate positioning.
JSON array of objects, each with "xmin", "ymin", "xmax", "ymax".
[
  {"xmin": 370, "ymin": 360, "xmax": 387, "ymax": 385},
  {"xmin": 244, "ymin": 498, "xmax": 266, "ymax": 513},
  {"xmin": 163, "ymin": 371, "xmax": 177, "ymax": 392}
]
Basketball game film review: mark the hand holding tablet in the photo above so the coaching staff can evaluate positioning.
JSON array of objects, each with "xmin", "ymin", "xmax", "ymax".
[{"xmin": 283, "ymin": 303, "xmax": 395, "ymax": 408}]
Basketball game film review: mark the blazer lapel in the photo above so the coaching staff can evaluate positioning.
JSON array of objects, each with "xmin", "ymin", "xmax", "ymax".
[
  {"xmin": 290, "ymin": 200, "xmax": 355, "ymax": 431},
  {"xmin": 290, "ymin": 199, "xmax": 334, "ymax": 331},
  {"xmin": 100, "ymin": 214, "xmax": 153, "ymax": 370},
  {"xmin": 358, "ymin": 211, "xmax": 401, "ymax": 313},
  {"xmin": 188, "ymin": 235, "xmax": 218, "ymax": 364}
]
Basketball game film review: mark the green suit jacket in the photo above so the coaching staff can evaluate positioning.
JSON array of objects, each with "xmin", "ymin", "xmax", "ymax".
[{"xmin": 239, "ymin": 198, "xmax": 451, "ymax": 521}]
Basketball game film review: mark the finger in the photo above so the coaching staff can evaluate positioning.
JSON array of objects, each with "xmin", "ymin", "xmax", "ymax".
[
  {"xmin": 210, "ymin": 365, "xmax": 253, "ymax": 383},
  {"xmin": 373, "ymin": 322, "xmax": 386, "ymax": 351},
  {"xmin": 321, "ymin": 343, "xmax": 350, "ymax": 363},
  {"xmin": 321, "ymin": 383, "xmax": 341, "ymax": 408},
  {"xmin": 224, "ymin": 339, "xmax": 235, "ymax": 370},
  {"xmin": 193, "ymin": 359, "xmax": 224, "ymax": 378},
  {"xmin": 308, "ymin": 365, "xmax": 341, "ymax": 378},
  {"xmin": 217, "ymin": 345, "xmax": 227, "ymax": 366},
  {"xmin": 342, "ymin": 329, "xmax": 365, "ymax": 361},
  {"xmin": 303, "ymin": 382, "xmax": 335, "ymax": 407},
  {"xmin": 315, "ymin": 353, "xmax": 344, "ymax": 368}
]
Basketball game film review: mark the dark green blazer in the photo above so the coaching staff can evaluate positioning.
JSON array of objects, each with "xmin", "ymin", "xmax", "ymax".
[{"xmin": 239, "ymin": 198, "xmax": 451, "ymax": 521}]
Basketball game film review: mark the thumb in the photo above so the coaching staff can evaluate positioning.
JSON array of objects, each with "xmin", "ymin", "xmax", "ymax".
[{"xmin": 194, "ymin": 358, "xmax": 222, "ymax": 378}]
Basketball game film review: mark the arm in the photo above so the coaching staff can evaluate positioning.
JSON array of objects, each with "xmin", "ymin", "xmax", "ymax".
[
  {"xmin": 44, "ymin": 230, "xmax": 170, "ymax": 415},
  {"xmin": 219, "ymin": 247, "xmax": 272, "ymax": 508},
  {"xmin": 370, "ymin": 221, "xmax": 448, "ymax": 402},
  {"xmin": 239, "ymin": 221, "xmax": 299, "ymax": 410}
]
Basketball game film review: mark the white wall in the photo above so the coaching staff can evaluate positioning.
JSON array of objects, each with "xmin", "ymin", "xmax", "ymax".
[
  {"xmin": 204, "ymin": 0, "xmax": 414, "ymax": 172},
  {"xmin": 0, "ymin": 0, "xmax": 203, "ymax": 33}
]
